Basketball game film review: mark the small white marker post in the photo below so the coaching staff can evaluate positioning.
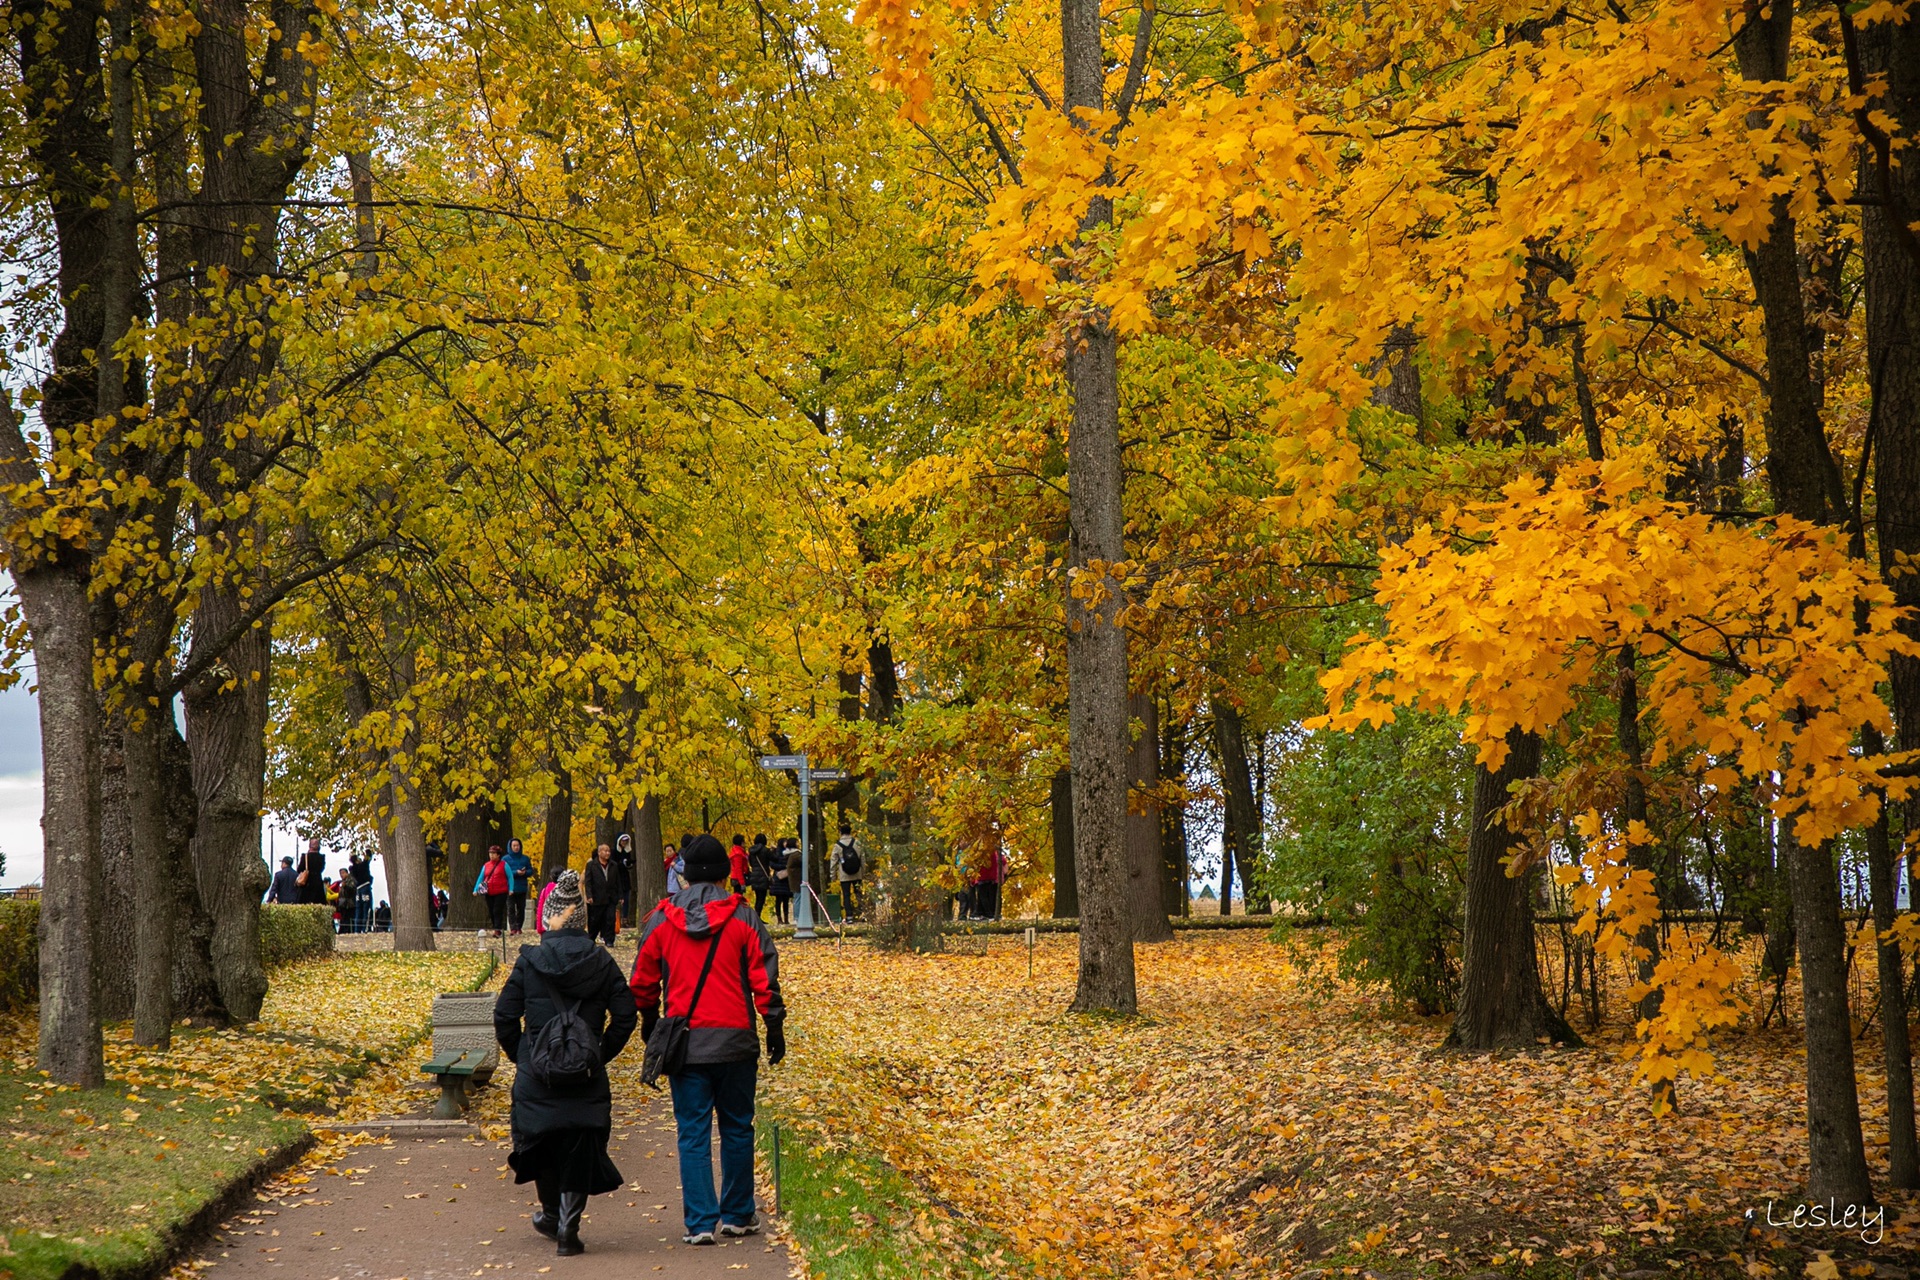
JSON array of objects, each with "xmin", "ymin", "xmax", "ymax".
[{"xmin": 1027, "ymin": 926, "xmax": 1036, "ymax": 980}]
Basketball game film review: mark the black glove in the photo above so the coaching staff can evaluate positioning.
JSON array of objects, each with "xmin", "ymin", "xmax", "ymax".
[
  {"xmin": 640, "ymin": 1007, "xmax": 659, "ymax": 1043},
  {"xmin": 765, "ymin": 1019, "xmax": 786, "ymax": 1066}
]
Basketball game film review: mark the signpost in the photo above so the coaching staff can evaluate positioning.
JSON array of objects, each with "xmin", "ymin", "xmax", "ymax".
[{"xmin": 757, "ymin": 753, "xmax": 842, "ymax": 940}]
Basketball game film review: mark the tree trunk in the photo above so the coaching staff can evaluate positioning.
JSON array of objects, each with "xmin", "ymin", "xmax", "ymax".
[
  {"xmin": 21, "ymin": 567, "xmax": 105, "ymax": 1085},
  {"xmin": 385, "ymin": 702, "xmax": 435, "ymax": 952},
  {"xmin": 1860, "ymin": 8, "xmax": 1920, "ymax": 1192},
  {"xmin": 1614, "ymin": 650, "xmax": 1663, "ymax": 1026},
  {"xmin": 182, "ymin": 593, "xmax": 272, "ymax": 1023},
  {"xmin": 1059, "ymin": 0, "xmax": 1134, "ymax": 1013},
  {"xmin": 1160, "ymin": 703, "xmax": 1189, "ymax": 917},
  {"xmin": 99, "ymin": 719, "xmax": 137, "ymax": 1022},
  {"xmin": 1786, "ymin": 820, "xmax": 1876, "ymax": 1203},
  {"xmin": 630, "ymin": 793, "xmax": 666, "ymax": 906},
  {"xmin": 1213, "ymin": 699, "xmax": 1260, "ymax": 915},
  {"xmin": 543, "ymin": 767, "xmax": 574, "ymax": 880},
  {"xmin": 1864, "ymin": 721, "xmax": 1918, "ymax": 1188},
  {"xmin": 1127, "ymin": 691, "xmax": 1173, "ymax": 941},
  {"xmin": 1051, "ymin": 768, "xmax": 1078, "ymax": 918},
  {"xmin": 1370, "ymin": 324, "xmax": 1424, "ymax": 420},
  {"xmin": 1445, "ymin": 729, "xmax": 1580, "ymax": 1052},
  {"xmin": 126, "ymin": 703, "xmax": 177, "ymax": 1045},
  {"xmin": 445, "ymin": 802, "xmax": 490, "ymax": 929}
]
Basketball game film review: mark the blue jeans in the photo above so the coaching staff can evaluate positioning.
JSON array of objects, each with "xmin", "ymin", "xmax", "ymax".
[{"xmin": 667, "ymin": 1058, "xmax": 758, "ymax": 1234}]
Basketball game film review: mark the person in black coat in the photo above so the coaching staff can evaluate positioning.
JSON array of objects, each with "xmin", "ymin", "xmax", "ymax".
[
  {"xmin": 582, "ymin": 844, "xmax": 627, "ymax": 945},
  {"xmin": 493, "ymin": 871, "xmax": 638, "ymax": 1256}
]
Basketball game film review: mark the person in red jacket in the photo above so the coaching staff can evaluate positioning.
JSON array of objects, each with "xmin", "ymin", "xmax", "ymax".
[
  {"xmin": 727, "ymin": 834, "xmax": 750, "ymax": 894},
  {"xmin": 630, "ymin": 835, "xmax": 785, "ymax": 1246}
]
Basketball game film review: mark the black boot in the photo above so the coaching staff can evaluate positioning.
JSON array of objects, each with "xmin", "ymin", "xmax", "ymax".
[
  {"xmin": 531, "ymin": 1175, "xmax": 560, "ymax": 1240},
  {"xmin": 555, "ymin": 1192, "xmax": 587, "ymax": 1256}
]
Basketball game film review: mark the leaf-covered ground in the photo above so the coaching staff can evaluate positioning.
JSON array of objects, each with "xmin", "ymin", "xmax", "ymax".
[
  {"xmin": 764, "ymin": 930, "xmax": 1920, "ymax": 1279},
  {"xmin": 0, "ymin": 950, "xmax": 493, "ymax": 1280}
]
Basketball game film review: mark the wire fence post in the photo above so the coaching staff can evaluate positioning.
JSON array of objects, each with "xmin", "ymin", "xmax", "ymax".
[
  {"xmin": 772, "ymin": 1121, "xmax": 782, "ymax": 1216},
  {"xmin": 1027, "ymin": 926, "xmax": 1035, "ymax": 981}
]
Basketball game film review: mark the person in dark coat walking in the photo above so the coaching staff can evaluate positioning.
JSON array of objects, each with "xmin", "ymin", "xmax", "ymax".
[
  {"xmin": 494, "ymin": 872, "xmax": 638, "ymax": 1257},
  {"xmin": 297, "ymin": 836, "xmax": 328, "ymax": 905},
  {"xmin": 630, "ymin": 836, "xmax": 785, "ymax": 1245},
  {"xmin": 266, "ymin": 856, "xmax": 300, "ymax": 904},
  {"xmin": 746, "ymin": 835, "xmax": 772, "ymax": 916},
  {"xmin": 583, "ymin": 844, "xmax": 627, "ymax": 945}
]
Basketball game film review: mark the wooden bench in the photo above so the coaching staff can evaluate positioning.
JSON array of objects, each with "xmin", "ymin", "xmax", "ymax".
[{"xmin": 421, "ymin": 1049, "xmax": 485, "ymax": 1119}]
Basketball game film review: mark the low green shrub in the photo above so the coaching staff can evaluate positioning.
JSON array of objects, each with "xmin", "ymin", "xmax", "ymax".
[
  {"xmin": 256, "ymin": 904, "xmax": 335, "ymax": 968},
  {"xmin": 0, "ymin": 901, "xmax": 334, "ymax": 1016},
  {"xmin": 0, "ymin": 900, "xmax": 37, "ymax": 1015}
]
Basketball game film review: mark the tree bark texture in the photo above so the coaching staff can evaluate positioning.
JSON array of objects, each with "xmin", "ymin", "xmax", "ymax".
[
  {"xmin": 1127, "ymin": 691, "xmax": 1173, "ymax": 941},
  {"xmin": 1786, "ymin": 821, "xmax": 1876, "ymax": 1203},
  {"xmin": 126, "ymin": 703, "xmax": 179, "ymax": 1045},
  {"xmin": 182, "ymin": 602, "xmax": 272, "ymax": 1023},
  {"xmin": 630, "ymin": 793, "xmax": 666, "ymax": 907},
  {"xmin": 22, "ymin": 568, "xmax": 105, "ymax": 1085},
  {"xmin": 1063, "ymin": 280, "xmax": 1136, "ymax": 1006},
  {"xmin": 1734, "ymin": 4, "xmax": 1849, "ymax": 528},
  {"xmin": 1051, "ymin": 768, "xmax": 1078, "ymax": 918},
  {"xmin": 385, "ymin": 713, "xmax": 436, "ymax": 952},
  {"xmin": 1864, "ymin": 721, "xmax": 1918, "ymax": 1188},
  {"xmin": 445, "ymin": 802, "xmax": 490, "ymax": 929},
  {"xmin": 1160, "ymin": 705, "xmax": 1189, "ymax": 917},
  {"xmin": 1445, "ymin": 730, "xmax": 1579, "ymax": 1052}
]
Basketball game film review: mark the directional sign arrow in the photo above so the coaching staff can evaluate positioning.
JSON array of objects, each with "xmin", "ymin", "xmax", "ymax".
[{"xmin": 808, "ymin": 769, "xmax": 848, "ymax": 782}]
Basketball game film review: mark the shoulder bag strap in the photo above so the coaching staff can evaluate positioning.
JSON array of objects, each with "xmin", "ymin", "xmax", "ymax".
[{"xmin": 677, "ymin": 924, "xmax": 728, "ymax": 1020}]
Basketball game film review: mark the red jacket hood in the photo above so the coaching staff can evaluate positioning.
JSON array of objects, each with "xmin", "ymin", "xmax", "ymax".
[{"xmin": 658, "ymin": 892, "xmax": 743, "ymax": 938}]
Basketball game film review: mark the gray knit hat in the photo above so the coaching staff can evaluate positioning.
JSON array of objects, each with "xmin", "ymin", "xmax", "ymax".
[{"xmin": 543, "ymin": 869, "xmax": 585, "ymax": 932}]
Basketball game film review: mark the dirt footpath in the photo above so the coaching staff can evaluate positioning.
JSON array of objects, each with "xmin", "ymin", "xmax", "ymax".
[{"xmin": 188, "ymin": 1093, "xmax": 791, "ymax": 1280}]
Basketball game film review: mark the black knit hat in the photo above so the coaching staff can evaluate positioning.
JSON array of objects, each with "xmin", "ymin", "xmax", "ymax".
[{"xmin": 682, "ymin": 834, "xmax": 730, "ymax": 884}]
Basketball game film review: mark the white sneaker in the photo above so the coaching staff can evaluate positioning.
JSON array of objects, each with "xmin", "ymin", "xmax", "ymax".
[
  {"xmin": 682, "ymin": 1231, "xmax": 716, "ymax": 1246},
  {"xmin": 718, "ymin": 1219, "xmax": 760, "ymax": 1237}
]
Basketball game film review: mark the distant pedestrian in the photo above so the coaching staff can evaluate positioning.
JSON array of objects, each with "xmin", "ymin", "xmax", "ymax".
[
  {"xmin": 614, "ymin": 833, "xmax": 637, "ymax": 926},
  {"xmin": 728, "ymin": 834, "xmax": 750, "ymax": 895},
  {"xmin": 769, "ymin": 838, "xmax": 793, "ymax": 924},
  {"xmin": 504, "ymin": 838, "xmax": 535, "ymax": 934},
  {"xmin": 350, "ymin": 854, "xmax": 374, "ymax": 933},
  {"xmin": 629, "ymin": 835, "xmax": 785, "ymax": 1246},
  {"xmin": 584, "ymin": 844, "xmax": 627, "ymax": 945},
  {"xmin": 297, "ymin": 836, "xmax": 328, "ymax": 905},
  {"xmin": 971, "ymin": 846, "xmax": 1006, "ymax": 920},
  {"xmin": 833, "ymin": 823, "xmax": 863, "ymax": 919},
  {"xmin": 664, "ymin": 842, "xmax": 684, "ymax": 895},
  {"xmin": 475, "ymin": 845, "xmax": 510, "ymax": 936},
  {"xmin": 783, "ymin": 840, "xmax": 804, "ymax": 921},
  {"xmin": 266, "ymin": 855, "xmax": 300, "ymax": 904},
  {"xmin": 747, "ymin": 835, "xmax": 772, "ymax": 916},
  {"xmin": 375, "ymin": 901, "xmax": 392, "ymax": 932},
  {"xmin": 534, "ymin": 869, "xmax": 560, "ymax": 936},
  {"xmin": 494, "ymin": 871, "xmax": 638, "ymax": 1257}
]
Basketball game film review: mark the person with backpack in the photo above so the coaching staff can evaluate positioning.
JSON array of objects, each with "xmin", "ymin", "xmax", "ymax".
[
  {"xmin": 833, "ymin": 823, "xmax": 863, "ymax": 919},
  {"xmin": 630, "ymin": 835, "xmax": 785, "ymax": 1246},
  {"xmin": 504, "ymin": 838, "xmax": 535, "ymax": 934},
  {"xmin": 769, "ymin": 838, "xmax": 793, "ymax": 924},
  {"xmin": 493, "ymin": 871, "xmax": 638, "ymax": 1257},
  {"xmin": 746, "ymin": 835, "xmax": 773, "ymax": 916}
]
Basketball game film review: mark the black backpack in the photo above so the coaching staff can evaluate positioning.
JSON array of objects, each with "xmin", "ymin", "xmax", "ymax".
[
  {"xmin": 524, "ymin": 969, "xmax": 600, "ymax": 1089},
  {"xmin": 838, "ymin": 839, "xmax": 862, "ymax": 876}
]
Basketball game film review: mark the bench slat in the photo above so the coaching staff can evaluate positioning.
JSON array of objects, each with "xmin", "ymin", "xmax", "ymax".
[{"xmin": 421, "ymin": 1050, "xmax": 463, "ymax": 1073}]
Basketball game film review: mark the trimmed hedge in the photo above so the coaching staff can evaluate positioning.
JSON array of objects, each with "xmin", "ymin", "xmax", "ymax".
[
  {"xmin": 0, "ymin": 901, "xmax": 336, "ymax": 1015},
  {"xmin": 257, "ymin": 904, "xmax": 336, "ymax": 968},
  {"xmin": 0, "ymin": 900, "xmax": 36, "ymax": 1015}
]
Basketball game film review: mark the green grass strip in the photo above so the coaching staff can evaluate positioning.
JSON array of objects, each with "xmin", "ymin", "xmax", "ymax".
[{"xmin": 759, "ymin": 1113, "xmax": 1026, "ymax": 1280}]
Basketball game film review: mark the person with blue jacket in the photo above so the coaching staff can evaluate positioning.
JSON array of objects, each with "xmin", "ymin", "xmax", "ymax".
[{"xmin": 504, "ymin": 837, "xmax": 536, "ymax": 934}]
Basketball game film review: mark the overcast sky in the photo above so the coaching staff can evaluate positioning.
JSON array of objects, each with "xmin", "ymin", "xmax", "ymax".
[{"xmin": 0, "ymin": 679, "xmax": 41, "ymax": 885}]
